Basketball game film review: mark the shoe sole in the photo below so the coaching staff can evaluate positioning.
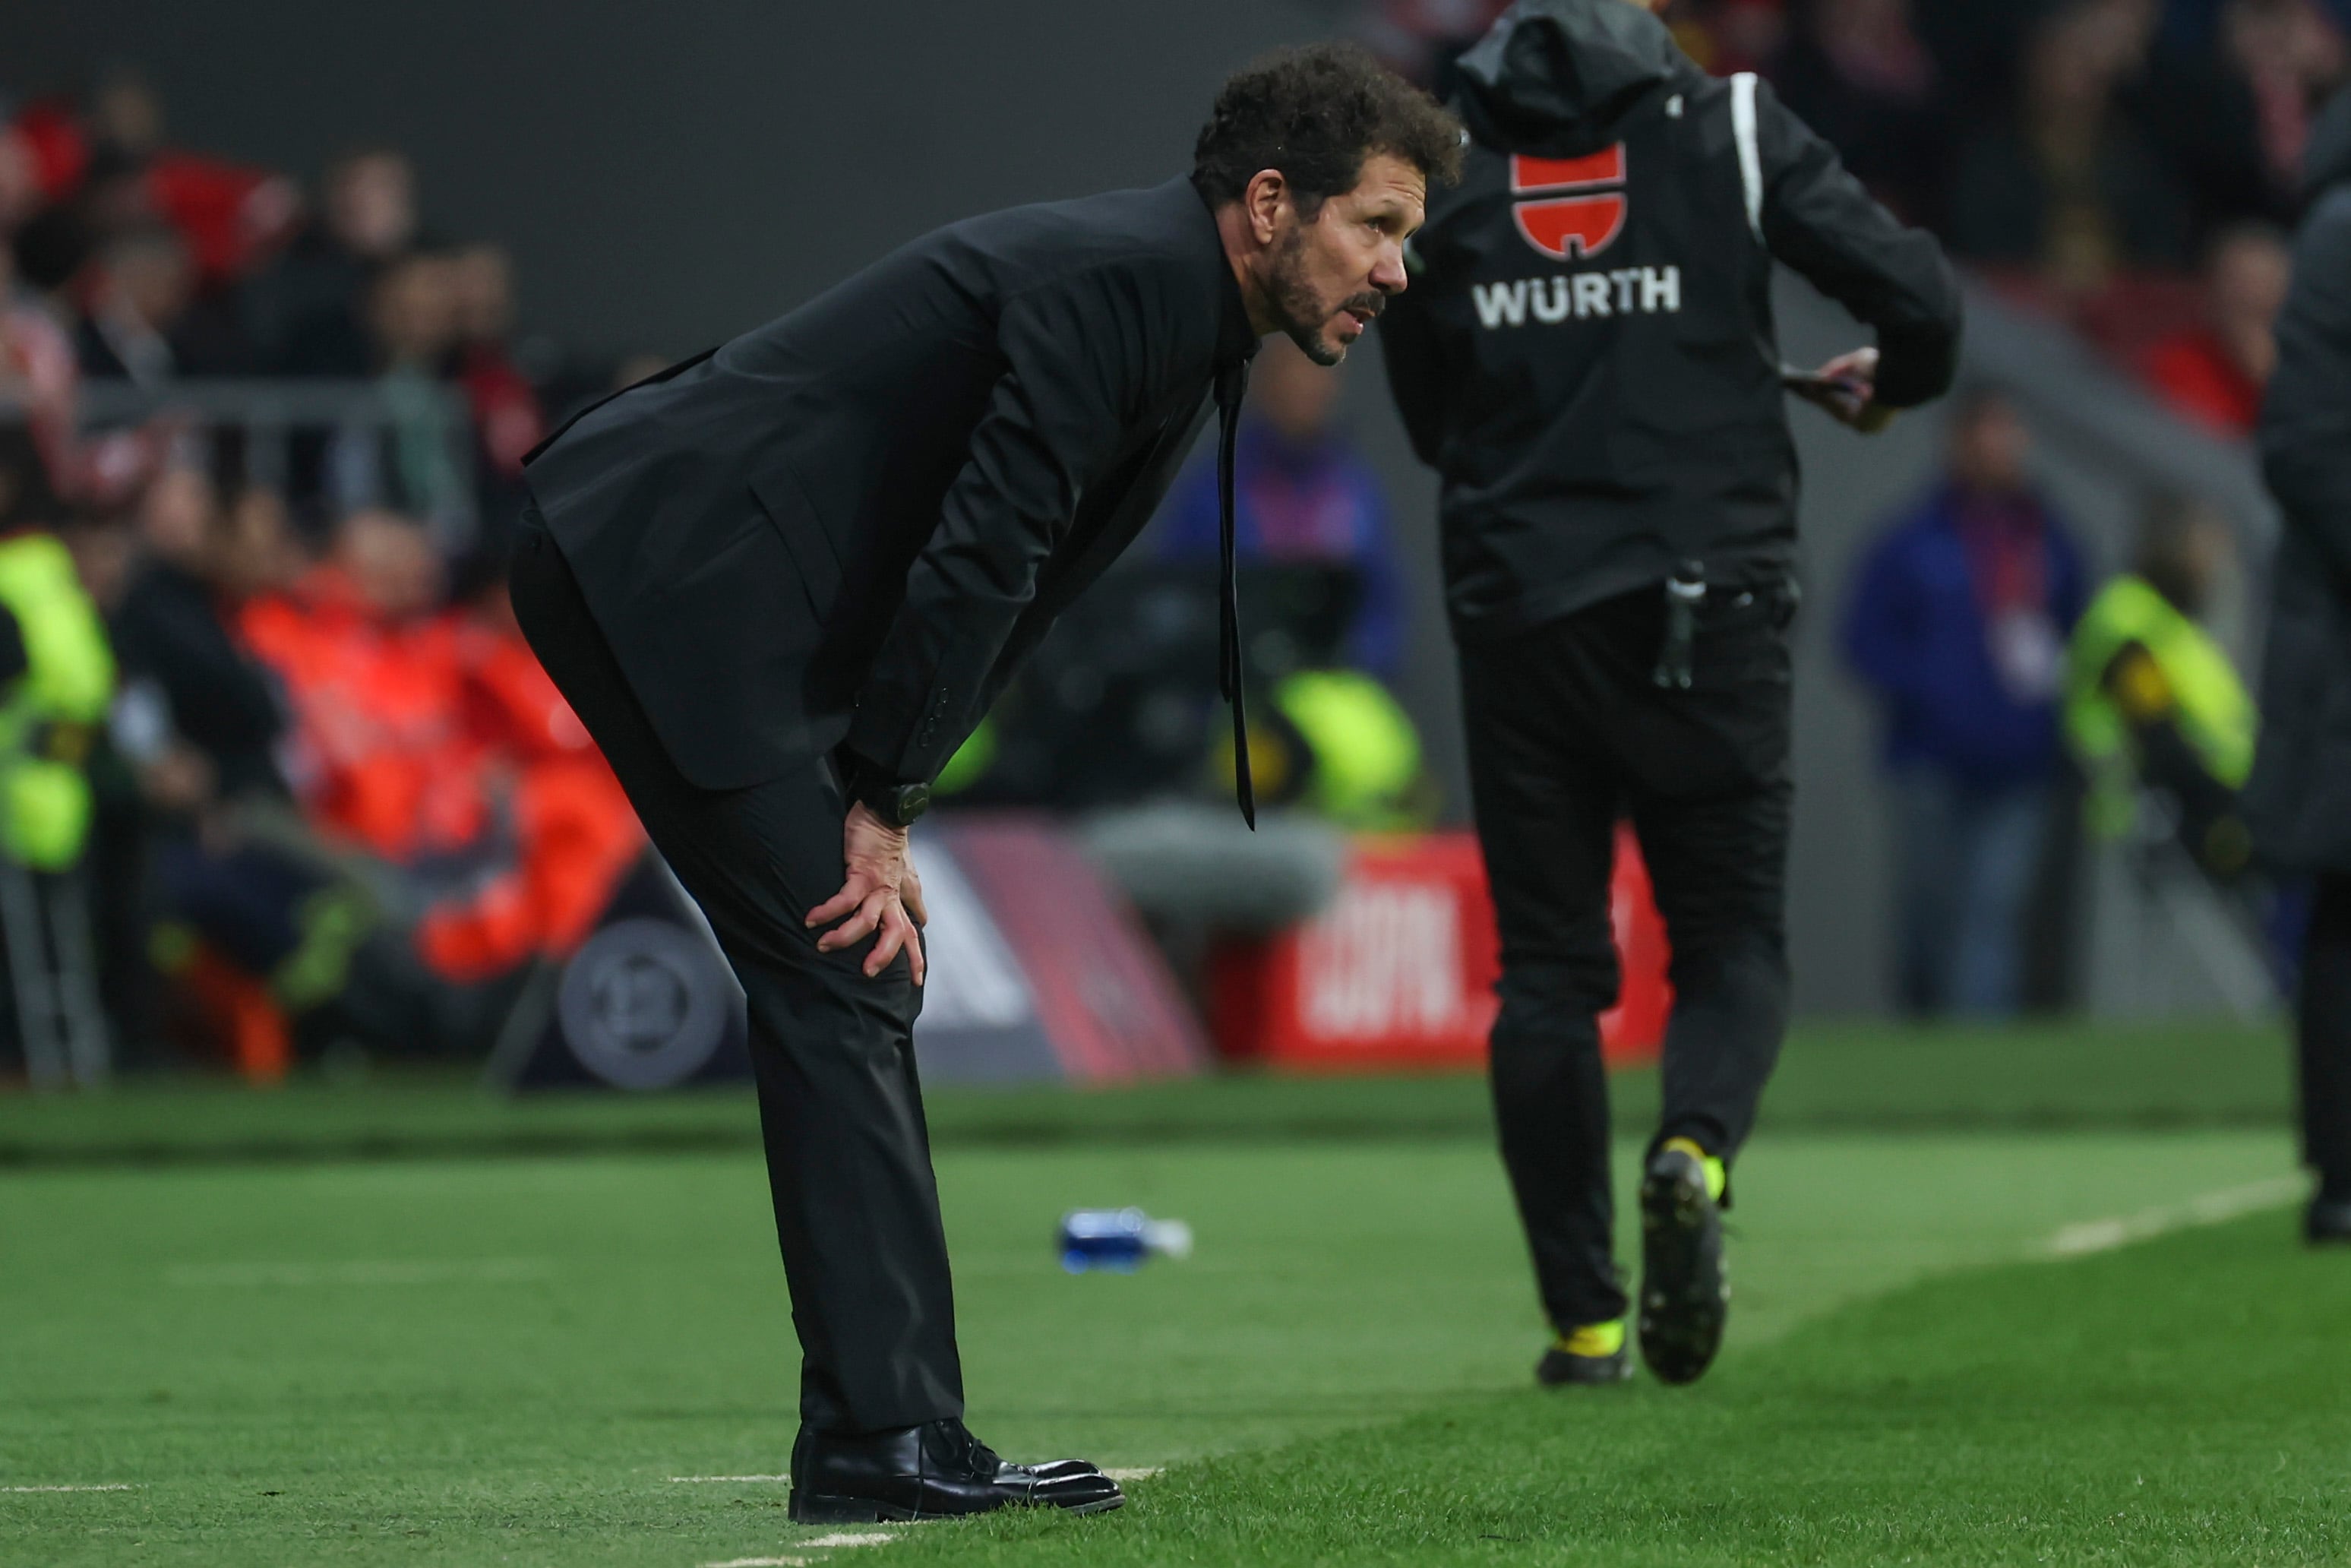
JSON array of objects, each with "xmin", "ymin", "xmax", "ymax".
[
  {"xmin": 788, "ymin": 1491, "xmax": 1126, "ymax": 1525},
  {"xmin": 1535, "ymin": 1352, "xmax": 1633, "ymax": 1388},
  {"xmin": 1638, "ymin": 1157, "xmax": 1727, "ymax": 1386}
]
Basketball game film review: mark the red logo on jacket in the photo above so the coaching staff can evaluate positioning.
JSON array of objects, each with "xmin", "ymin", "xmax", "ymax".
[{"xmin": 1510, "ymin": 147, "xmax": 1629, "ymax": 262}]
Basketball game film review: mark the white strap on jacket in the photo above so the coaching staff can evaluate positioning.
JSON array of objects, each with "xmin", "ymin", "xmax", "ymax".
[{"xmin": 1730, "ymin": 71, "xmax": 1765, "ymax": 244}]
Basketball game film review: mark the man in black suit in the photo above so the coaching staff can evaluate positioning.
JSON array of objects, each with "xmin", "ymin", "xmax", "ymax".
[{"xmin": 509, "ymin": 45, "xmax": 1460, "ymax": 1524}]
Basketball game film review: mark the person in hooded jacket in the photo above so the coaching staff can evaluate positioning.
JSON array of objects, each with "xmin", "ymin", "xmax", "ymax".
[
  {"xmin": 2245, "ymin": 84, "xmax": 2351, "ymax": 1248},
  {"xmin": 1379, "ymin": 0, "xmax": 1962, "ymax": 1387}
]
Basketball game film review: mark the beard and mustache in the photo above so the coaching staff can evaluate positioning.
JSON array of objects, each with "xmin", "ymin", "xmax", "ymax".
[{"xmin": 1266, "ymin": 225, "xmax": 1386, "ymax": 366}]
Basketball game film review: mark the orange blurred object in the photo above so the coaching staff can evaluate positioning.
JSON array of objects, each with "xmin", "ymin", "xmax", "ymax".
[{"xmin": 177, "ymin": 944, "xmax": 292, "ymax": 1084}]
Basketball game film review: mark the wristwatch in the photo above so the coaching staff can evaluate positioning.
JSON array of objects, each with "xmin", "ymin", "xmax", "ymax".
[{"xmin": 839, "ymin": 751, "xmax": 931, "ymax": 829}]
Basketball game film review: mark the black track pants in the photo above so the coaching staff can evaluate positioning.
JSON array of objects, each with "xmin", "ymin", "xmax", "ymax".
[{"xmin": 1459, "ymin": 583, "xmax": 1794, "ymax": 1332}]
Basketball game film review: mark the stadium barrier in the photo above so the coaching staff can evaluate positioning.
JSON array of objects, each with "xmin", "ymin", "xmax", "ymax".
[
  {"xmin": 488, "ymin": 814, "xmax": 1208, "ymax": 1093},
  {"xmin": 76, "ymin": 378, "xmax": 481, "ymax": 551},
  {"xmin": 1208, "ymin": 825, "xmax": 1670, "ymax": 1071}
]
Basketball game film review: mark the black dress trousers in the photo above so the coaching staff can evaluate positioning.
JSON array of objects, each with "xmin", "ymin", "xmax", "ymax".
[
  {"xmin": 510, "ymin": 515, "xmax": 963, "ymax": 1435},
  {"xmin": 2301, "ymin": 871, "xmax": 2351, "ymax": 1196},
  {"xmin": 1457, "ymin": 583, "xmax": 1796, "ymax": 1332}
]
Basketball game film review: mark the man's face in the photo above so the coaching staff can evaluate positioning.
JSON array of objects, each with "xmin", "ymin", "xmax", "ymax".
[
  {"xmin": 1259, "ymin": 152, "xmax": 1425, "ymax": 365},
  {"xmin": 1952, "ymin": 400, "xmax": 2030, "ymax": 494},
  {"xmin": 330, "ymin": 154, "xmax": 417, "ymax": 261}
]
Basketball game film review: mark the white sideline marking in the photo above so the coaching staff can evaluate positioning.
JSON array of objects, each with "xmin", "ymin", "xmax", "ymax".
[
  {"xmin": 668, "ymin": 1474, "xmax": 788, "ymax": 1484},
  {"xmin": 1104, "ymin": 1467, "xmax": 1161, "ymax": 1482},
  {"xmin": 804, "ymin": 1535, "xmax": 895, "ymax": 1548},
  {"xmin": 0, "ymin": 1484, "xmax": 137, "ymax": 1493},
  {"xmin": 702, "ymin": 1558, "xmax": 807, "ymax": 1567},
  {"xmin": 166, "ymin": 1258, "xmax": 551, "ymax": 1288},
  {"xmin": 2040, "ymin": 1177, "xmax": 2304, "ymax": 1257}
]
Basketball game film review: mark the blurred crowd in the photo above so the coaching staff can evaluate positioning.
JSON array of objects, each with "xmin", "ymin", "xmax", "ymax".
[
  {"xmin": 0, "ymin": 69, "xmax": 654, "ymax": 1077},
  {"xmin": 0, "ymin": 5, "xmax": 2324, "ymax": 1076}
]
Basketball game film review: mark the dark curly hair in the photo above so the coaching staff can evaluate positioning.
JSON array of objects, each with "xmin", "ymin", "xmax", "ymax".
[{"xmin": 1192, "ymin": 43, "xmax": 1464, "ymax": 217}]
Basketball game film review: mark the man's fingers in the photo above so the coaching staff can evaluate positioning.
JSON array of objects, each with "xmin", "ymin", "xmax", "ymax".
[
  {"xmin": 806, "ymin": 875, "xmax": 873, "ymax": 930},
  {"xmin": 816, "ymin": 887, "xmax": 890, "ymax": 952},
  {"xmin": 902, "ymin": 868, "xmax": 928, "ymax": 928},
  {"xmin": 865, "ymin": 903, "xmax": 913, "ymax": 978}
]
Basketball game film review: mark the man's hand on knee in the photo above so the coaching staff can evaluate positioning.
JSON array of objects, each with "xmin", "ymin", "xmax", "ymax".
[{"xmin": 807, "ymin": 803, "xmax": 930, "ymax": 983}]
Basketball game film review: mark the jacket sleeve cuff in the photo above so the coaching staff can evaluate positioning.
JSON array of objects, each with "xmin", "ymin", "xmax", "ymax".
[
  {"xmin": 1873, "ymin": 321, "xmax": 1962, "ymax": 410},
  {"xmin": 845, "ymin": 675, "xmax": 970, "ymax": 785}
]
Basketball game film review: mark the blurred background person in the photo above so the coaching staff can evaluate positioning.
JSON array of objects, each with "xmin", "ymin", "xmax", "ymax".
[
  {"xmin": 1841, "ymin": 389, "xmax": 2088, "ymax": 1018},
  {"xmin": 1769, "ymin": 0, "xmax": 1949, "ymax": 227},
  {"xmin": 2245, "ymin": 85, "xmax": 2351, "ymax": 1247},
  {"xmin": 1155, "ymin": 335, "xmax": 1405, "ymax": 684},
  {"xmin": 446, "ymin": 242, "xmax": 545, "ymax": 553},
  {"xmin": 72, "ymin": 220, "xmax": 245, "ymax": 384},
  {"xmin": 325, "ymin": 251, "xmax": 466, "ymax": 535},
  {"xmin": 247, "ymin": 145, "xmax": 419, "ymax": 377},
  {"xmin": 2136, "ymin": 223, "xmax": 2293, "ymax": 439},
  {"xmin": 1948, "ymin": 0, "xmax": 2191, "ymax": 292},
  {"xmin": 2065, "ymin": 492, "xmax": 2256, "ymax": 883},
  {"xmin": 2128, "ymin": 0, "xmax": 2348, "ymax": 236}
]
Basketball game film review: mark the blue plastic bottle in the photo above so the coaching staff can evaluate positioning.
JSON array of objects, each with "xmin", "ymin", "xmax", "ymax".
[{"xmin": 1057, "ymin": 1208, "xmax": 1194, "ymax": 1273}]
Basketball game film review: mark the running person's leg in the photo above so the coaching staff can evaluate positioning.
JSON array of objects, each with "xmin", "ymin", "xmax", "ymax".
[
  {"xmin": 1617, "ymin": 580, "xmax": 1796, "ymax": 1383},
  {"xmin": 1459, "ymin": 613, "xmax": 1631, "ymax": 1381}
]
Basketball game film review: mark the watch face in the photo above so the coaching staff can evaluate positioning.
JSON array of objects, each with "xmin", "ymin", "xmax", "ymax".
[{"xmin": 896, "ymin": 783, "xmax": 932, "ymax": 824}]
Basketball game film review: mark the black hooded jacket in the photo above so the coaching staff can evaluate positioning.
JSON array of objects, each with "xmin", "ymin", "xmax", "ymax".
[
  {"xmin": 2246, "ymin": 87, "xmax": 2351, "ymax": 872},
  {"xmin": 1379, "ymin": 0, "xmax": 1962, "ymax": 641}
]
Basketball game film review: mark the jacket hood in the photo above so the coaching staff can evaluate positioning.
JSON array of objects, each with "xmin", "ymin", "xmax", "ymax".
[
  {"xmin": 1452, "ymin": 0, "xmax": 1690, "ymax": 157},
  {"xmin": 2306, "ymin": 84, "xmax": 2351, "ymax": 199}
]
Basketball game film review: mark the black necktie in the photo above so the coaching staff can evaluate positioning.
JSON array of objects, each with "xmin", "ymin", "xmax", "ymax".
[{"xmin": 1215, "ymin": 358, "xmax": 1255, "ymax": 830}]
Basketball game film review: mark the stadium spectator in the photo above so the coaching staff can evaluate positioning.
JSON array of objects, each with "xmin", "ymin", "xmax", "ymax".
[
  {"xmin": 1841, "ymin": 390, "xmax": 2089, "ymax": 1017},
  {"xmin": 1913, "ymin": 0, "xmax": 2048, "ymax": 116},
  {"xmin": 6, "ymin": 68, "xmax": 298, "ymax": 294},
  {"xmin": 1359, "ymin": 0, "xmax": 1513, "ymax": 92},
  {"xmin": 2065, "ymin": 493, "xmax": 2255, "ymax": 878},
  {"xmin": 1948, "ymin": 0, "xmax": 2191, "ymax": 289},
  {"xmin": 1690, "ymin": 0, "xmax": 1787, "ymax": 75},
  {"xmin": 109, "ymin": 464, "xmax": 288, "ymax": 806},
  {"xmin": 238, "ymin": 507, "xmax": 471, "ymax": 864},
  {"xmin": 1155, "ymin": 335, "xmax": 1406, "ymax": 682},
  {"xmin": 448, "ymin": 245, "xmax": 542, "ymax": 473},
  {"xmin": 1771, "ymin": 0, "xmax": 1949, "ymax": 226},
  {"xmin": 73, "ymin": 222, "xmax": 248, "ymax": 384},
  {"xmin": 246, "ymin": 146, "xmax": 418, "ymax": 376},
  {"xmin": 446, "ymin": 242, "xmax": 544, "ymax": 544},
  {"xmin": 0, "ymin": 116, "xmax": 40, "ymax": 232},
  {"xmin": 1, "ymin": 238, "xmax": 158, "ymax": 508},
  {"xmin": 2137, "ymin": 223, "xmax": 2293, "ymax": 438},
  {"xmin": 416, "ymin": 571, "xmax": 643, "ymax": 983},
  {"xmin": 323, "ymin": 251, "xmax": 467, "ymax": 530}
]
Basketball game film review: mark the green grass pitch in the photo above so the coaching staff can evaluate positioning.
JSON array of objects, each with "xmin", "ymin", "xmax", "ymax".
[{"xmin": 2, "ymin": 1022, "xmax": 2344, "ymax": 1566}]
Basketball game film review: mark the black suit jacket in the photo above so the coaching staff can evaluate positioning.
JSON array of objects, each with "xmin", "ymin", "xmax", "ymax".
[{"xmin": 523, "ymin": 176, "xmax": 1258, "ymax": 792}]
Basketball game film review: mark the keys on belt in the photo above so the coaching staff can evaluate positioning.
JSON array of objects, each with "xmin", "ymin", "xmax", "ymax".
[{"xmin": 1652, "ymin": 561, "xmax": 1707, "ymax": 691}]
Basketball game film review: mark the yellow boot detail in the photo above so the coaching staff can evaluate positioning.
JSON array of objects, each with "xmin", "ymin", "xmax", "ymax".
[
  {"xmin": 1556, "ymin": 1319, "xmax": 1626, "ymax": 1358},
  {"xmin": 1661, "ymin": 1136, "xmax": 1727, "ymax": 1203}
]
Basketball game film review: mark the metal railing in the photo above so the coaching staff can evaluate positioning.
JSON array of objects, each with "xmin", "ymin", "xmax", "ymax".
[{"xmin": 71, "ymin": 377, "xmax": 481, "ymax": 549}]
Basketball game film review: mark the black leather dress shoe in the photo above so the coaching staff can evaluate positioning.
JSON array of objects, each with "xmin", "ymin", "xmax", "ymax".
[
  {"xmin": 2308, "ymin": 1193, "xmax": 2351, "ymax": 1246},
  {"xmin": 788, "ymin": 1419, "xmax": 1124, "ymax": 1524}
]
